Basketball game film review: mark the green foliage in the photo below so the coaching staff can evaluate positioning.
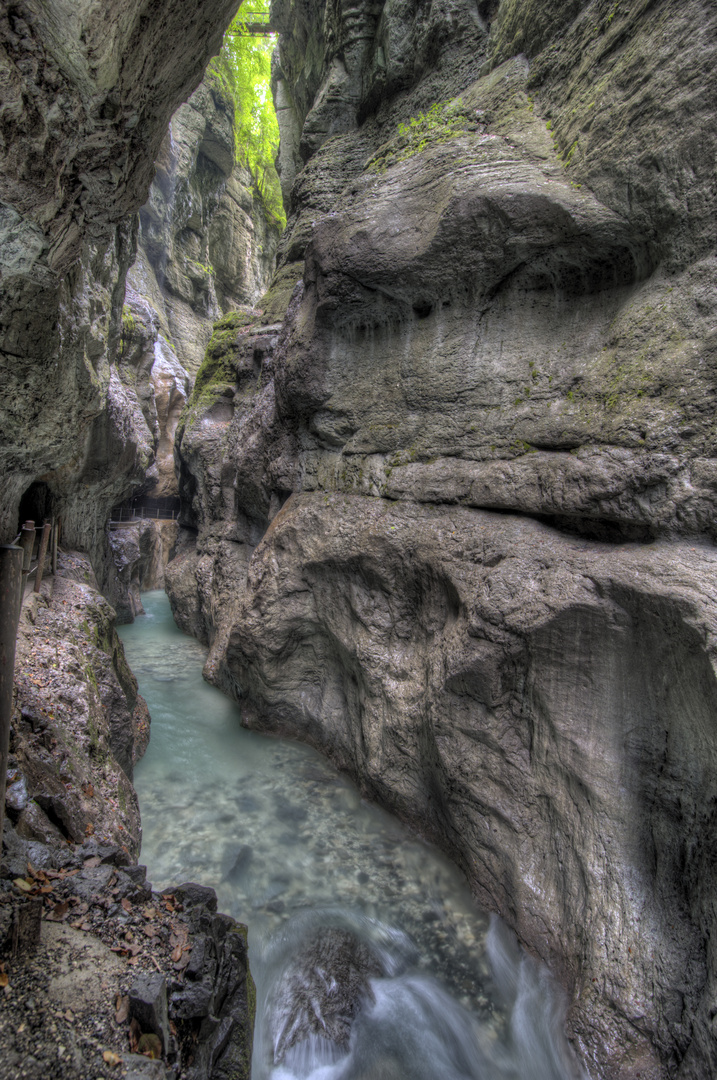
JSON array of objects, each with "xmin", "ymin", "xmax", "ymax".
[
  {"xmin": 208, "ymin": 4, "xmax": 285, "ymax": 228},
  {"xmin": 366, "ymin": 99, "xmax": 479, "ymax": 173}
]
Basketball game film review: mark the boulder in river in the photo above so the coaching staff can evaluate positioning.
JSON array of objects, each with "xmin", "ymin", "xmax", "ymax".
[{"xmin": 271, "ymin": 927, "xmax": 383, "ymax": 1062}]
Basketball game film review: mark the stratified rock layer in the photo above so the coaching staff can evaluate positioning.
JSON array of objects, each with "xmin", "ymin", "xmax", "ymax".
[{"xmin": 130, "ymin": 76, "xmax": 281, "ymax": 377}]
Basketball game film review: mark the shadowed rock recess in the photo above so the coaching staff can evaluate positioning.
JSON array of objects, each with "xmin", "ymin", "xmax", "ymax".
[
  {"xmin": 2, "ymin": 0, "xmax": 717, "ymax": 1078},
  {"xmin": 165, "ymin": 1, "xmax": 717, "ymax": 1078}
]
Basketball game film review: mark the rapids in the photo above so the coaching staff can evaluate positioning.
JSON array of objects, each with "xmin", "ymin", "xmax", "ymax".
[{"xmin": 118, "ymin": 591, "xmax": 585, "ymax": 1080}]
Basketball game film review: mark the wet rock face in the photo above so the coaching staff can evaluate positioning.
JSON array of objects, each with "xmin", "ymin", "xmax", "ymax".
[
  {"xmin": 165, "ymin": 312, "xmax": 291, "ymax": 646},
  {"xmin": 0, "ymin": 0, "xmax": 238, "ymax": 542},
  {"xmin": 104, "ymin": 520, "xmax": 179, "ymax": 624},
  {"xmin": 130, "ymin": 78, "xmax": 281, "ymax": 376},
  {"xmin": 170, "ymin": 6, "xmax": 717, "ymax": 1072},
  {"xmin": 9, "ymin": 553, "xmax": 149, "ymax": 856},
  {"xmin": 270, "ymin": 928, "xmax": 382, "ymax": 1061},
  {"xmin": 55, "ymin": 290, "xmax": 189, "ymax": 614},
  {"xmin": 271, "ymin": 28, "xmax": 717, "ymax": 540},
  {"xmin": 213, "ymin": 494, "xmax": 717, "ymax": 1079}
]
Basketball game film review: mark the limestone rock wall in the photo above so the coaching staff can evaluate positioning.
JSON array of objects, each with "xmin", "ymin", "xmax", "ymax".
[
  {"xmin": 9, "ymin": 553, "xmax": 149, "ymax": 857},
  {"xmin": 129, "ymin": 76, "xmax": 282, "ymax": 377},
  {"xmin": 0, "ymin": 0, "xmax": 239, "ymax": 545},
  {"xmin": 167, "ymin": 1, "xmax": 717, "ymax": 1077},
  {"xmin": 213, "ymin": 494, "xmax": 717, "ymax": 1080}
]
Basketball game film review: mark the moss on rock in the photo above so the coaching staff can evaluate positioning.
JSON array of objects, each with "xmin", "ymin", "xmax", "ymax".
[
  {"xmin": 191, "ymin": 310, "xmax": 256, "ymax": 402},
  {"xmin": 258, "ymin": 261, "xmax": 304, "ymax": 324},
  {"xmin": 365, "ymin": 98, "xmax": 481, "ymax": 174}
]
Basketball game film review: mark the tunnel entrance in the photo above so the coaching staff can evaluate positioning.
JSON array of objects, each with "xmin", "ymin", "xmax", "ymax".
[{"xmin": 17, "ymin": 481, "xmax": 54, "ymax": 532}]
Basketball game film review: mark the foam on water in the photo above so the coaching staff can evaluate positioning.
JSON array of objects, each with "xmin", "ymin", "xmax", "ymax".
[{"xmin": 119, "ymin": 591, "xmax": 586, "ymax": 1080}]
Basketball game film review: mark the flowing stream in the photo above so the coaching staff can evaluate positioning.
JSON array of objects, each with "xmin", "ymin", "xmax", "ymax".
[{"xmin": 118, "ymin": 591, "xmax": 584, "ymax": 1080}]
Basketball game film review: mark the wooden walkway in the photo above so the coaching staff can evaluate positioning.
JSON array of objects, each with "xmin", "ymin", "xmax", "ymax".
[{"xmin": 230, "ymin": 11, "xmax": 275, "ymax": 35}]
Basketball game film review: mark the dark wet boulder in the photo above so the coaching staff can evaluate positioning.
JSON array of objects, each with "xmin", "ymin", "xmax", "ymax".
[{"xmin": 271, "ymin": 928, "xmax": 383, "ymax": 1062}]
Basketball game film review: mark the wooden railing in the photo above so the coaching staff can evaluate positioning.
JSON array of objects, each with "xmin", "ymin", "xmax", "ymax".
[{"xmin": 109, "ymin": 506, "xmax": 179, "ymax": 527}]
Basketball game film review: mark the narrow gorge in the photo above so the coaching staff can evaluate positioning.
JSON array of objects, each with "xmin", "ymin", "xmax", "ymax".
[{"xmin": 1, "ymin": 1, "xmax": 716, "ymax": 1079}]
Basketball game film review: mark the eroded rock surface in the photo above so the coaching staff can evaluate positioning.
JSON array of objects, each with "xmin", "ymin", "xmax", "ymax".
[
  {"xmin": 9, "ymin": 552, "xmax": 148, "ymax": 855},
  {"xmin": 129, "ymin": 75, "xmax": 281, "ymax": 377},
  {"xmin": 0, "ymin": 0, "xmax": 239, "ymax": 543},
  {"xmin": 166, "ymin": 2, "xmax": 717, "ymax": 1077},
  {"xmin": 208, "ymin": 494, "xmax": 717, "ymax": 1080}
]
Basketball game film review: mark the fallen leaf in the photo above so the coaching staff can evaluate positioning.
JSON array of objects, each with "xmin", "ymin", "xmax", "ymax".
[
  {"xmin": 47, "ymin": 867, "xmax": 79, "ymax": 880},
  {"xmin": 0, "ymin": 974, "xmax": 8, "ymax": 988},
  {"xmin": 115, "ymin": 995, "xmax": 129, "ymax": 1024},
  {"xmin": 84, "ymin": 822, "xmax": 94, "ymax": 836},
  {"xmin": 129, "ymin": 1018, "xmax": 141, "ymax": 1052},
  {"xmin": 102, "ymin": 1050, "xmax": 122, "ymax": 1067},
  {"xmin": 12, "ymin": 878, "xmax": 33, "ymax": 893},
  {"xmin": 171, "ymin": 944, "xmax": 183, "ymax": 964},
  {"xmin": 46, "ymin": 901, "xmax": 69, "ymax": 922},
  {"xmin": 138, "ymin": 1033, "xmax": 162, "ymax": 1060},
  {"xmin": 170, "ymin": 924, "xmax": 189, "ymax": 949},
  {"xmin": 120, "ymin": 897, "xmax": 132, "ymax": 913},
  {"xmin": 142, "ymin": 906, "xmax": 156, "ymax": 920}
]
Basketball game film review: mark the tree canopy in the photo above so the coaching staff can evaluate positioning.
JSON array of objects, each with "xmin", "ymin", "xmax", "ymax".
[{"xmin": 208, "ymin": 3, "xmax": 285, "ymax": 228}]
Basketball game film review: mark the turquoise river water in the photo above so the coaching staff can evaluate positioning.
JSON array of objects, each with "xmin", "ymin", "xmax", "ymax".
[{"xmin": 118, "ymin": 591, "xmax": 584, "ymax": 1080}]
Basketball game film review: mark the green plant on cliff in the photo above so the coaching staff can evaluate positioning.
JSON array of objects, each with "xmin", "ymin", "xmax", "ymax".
[
  {"xmin": 208, "ymin": 5, "xmax": 285, "ymax": 228},
  {"xmin": 120, "ymin": 303, "xmax": 138, "ymax": 358},
  {"xmin": 366, "ymin": 99, "xmax": 480, "ymax": 173}
]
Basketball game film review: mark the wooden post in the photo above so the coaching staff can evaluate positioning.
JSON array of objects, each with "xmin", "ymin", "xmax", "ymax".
[
  {"xmin": 0, "ymin": 546, "xmax": 23, "ymax": 866},
  {"xmin": 51, "ymin": 518, "xmax": 59, "ymax": 576},
  {"xmin": 19, "ymin": 521, "xmax": 35, "ymax": 573},
  {"xmin": 33, "ymin": 521, "xmax": 51, "ymax": 593}
]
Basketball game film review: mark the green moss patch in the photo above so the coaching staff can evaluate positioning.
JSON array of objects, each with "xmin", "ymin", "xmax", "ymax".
[
  {"xmin": 191, "ymin": 310, "xmax": 255, "ymax": 402},
  {"xmin": 365, "ymin": 99, "xmax": 481, "ymax": 174},
  {"xmin": 258, "ymin": 261, "xmax": 304, "ymax": 324}
]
